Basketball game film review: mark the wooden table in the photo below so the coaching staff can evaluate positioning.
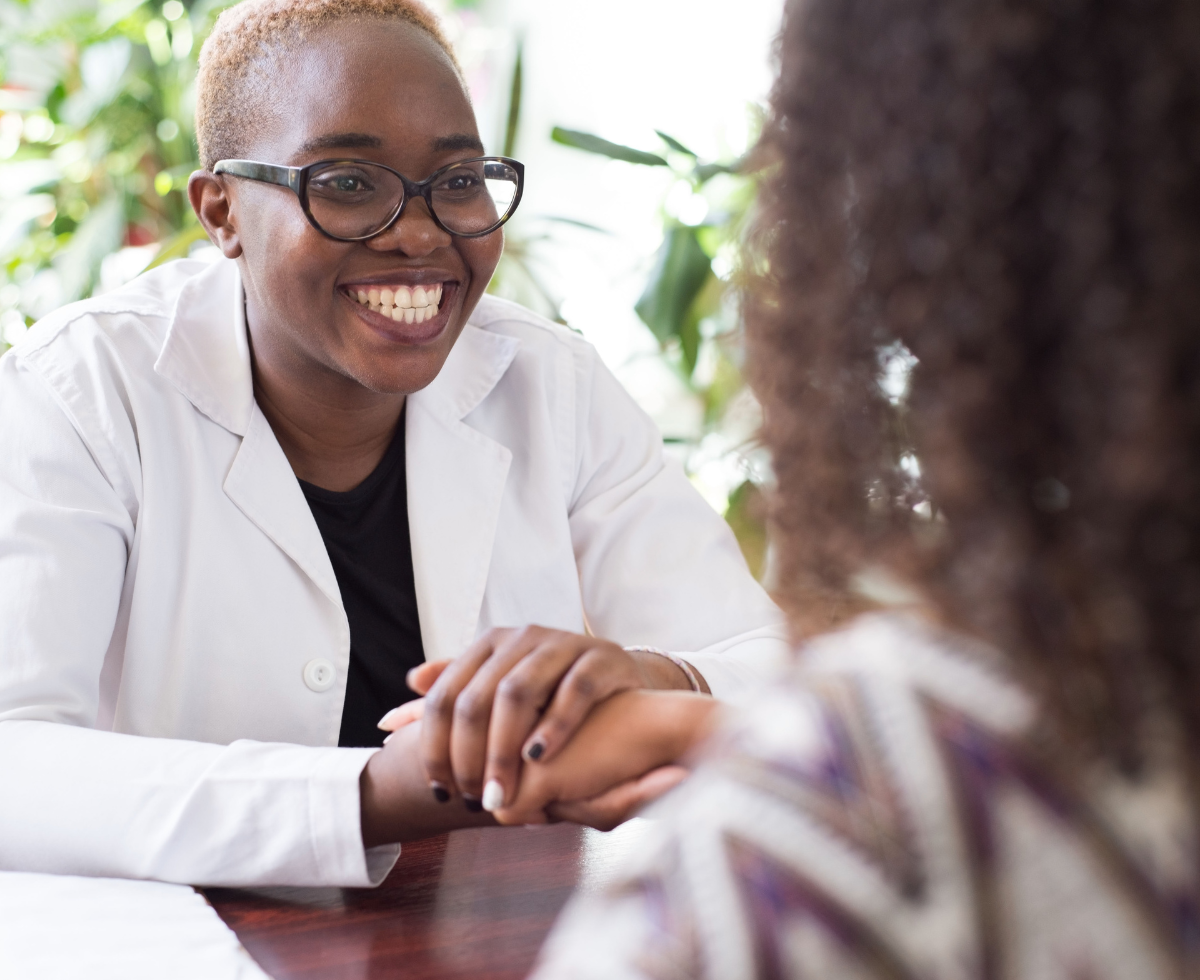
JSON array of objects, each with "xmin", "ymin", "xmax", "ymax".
[{"xmin": 205, "ymin": 819, "xmax": 648, "ymax": 980}]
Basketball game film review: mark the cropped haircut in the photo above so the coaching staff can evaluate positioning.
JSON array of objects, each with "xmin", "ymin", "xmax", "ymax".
[
  {"xmin": 194, "ymin": 0, "xmax": 458, "ymax": 170},
  {"xmin": 748, "ymin": 0, "xmax": 1200, "ymax": 772}
]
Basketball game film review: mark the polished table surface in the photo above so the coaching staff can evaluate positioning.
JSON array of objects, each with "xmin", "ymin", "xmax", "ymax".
[{"xmin": 205, "ymin": 820, "xmax": 648, "ymax": 980}]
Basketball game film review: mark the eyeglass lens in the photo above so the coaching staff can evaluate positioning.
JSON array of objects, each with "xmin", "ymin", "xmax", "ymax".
[{"xmin": 304, "ymin": 159, "xmax": 519, "ymax": 239}]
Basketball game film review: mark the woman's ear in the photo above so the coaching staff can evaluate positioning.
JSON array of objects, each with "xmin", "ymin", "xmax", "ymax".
[{"xmin": 187, "ymin": 171, "xmax": 243, "ymax": 259}]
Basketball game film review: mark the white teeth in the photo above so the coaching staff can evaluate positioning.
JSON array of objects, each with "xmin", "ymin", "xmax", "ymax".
[{"xmin": 350, "ymin": 284, "xmax": 444, "ymax": 322}]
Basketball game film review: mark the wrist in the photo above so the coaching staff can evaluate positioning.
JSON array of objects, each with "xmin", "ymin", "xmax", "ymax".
[
  {"xmin": 359, "ymin": 722, "xmax": 494, "ymax": 848},
  {"xmin": 647, "ymin": 690, "xmax": 722, "ymax": 758},
  {"xmin": 626, "ymin": 646, "xmax": 711, "ymax": 694}
]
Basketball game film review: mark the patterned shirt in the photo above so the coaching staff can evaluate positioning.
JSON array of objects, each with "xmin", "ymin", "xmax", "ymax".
[{"xmin": 531, "ymin": 614, "xmax": 1198, "ymax": 980}]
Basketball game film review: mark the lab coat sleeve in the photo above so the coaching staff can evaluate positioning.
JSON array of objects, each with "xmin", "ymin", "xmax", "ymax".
[
  {"xmin": 566, "ymin": 345, "xmax": 790, "ymax": 704},
  {"xmin": 0, "ymin": 353, "xmax": 397, "ymax": 886}
]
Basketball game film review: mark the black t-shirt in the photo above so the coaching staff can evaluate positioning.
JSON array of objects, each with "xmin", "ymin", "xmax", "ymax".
[{"xmin": 299, "ymin": 419, "xmax": 424, "ymax": 748}]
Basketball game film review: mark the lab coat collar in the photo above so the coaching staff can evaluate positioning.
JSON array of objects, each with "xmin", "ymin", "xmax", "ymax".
[{"xmin": 155, "ymin": 256, "xmax": 254, "ymax": 435}]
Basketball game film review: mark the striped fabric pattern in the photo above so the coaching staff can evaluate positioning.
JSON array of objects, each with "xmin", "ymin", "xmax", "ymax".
[{"xmin": 532, "ymin": 615, "xmax": 1198, "ymax": 980}]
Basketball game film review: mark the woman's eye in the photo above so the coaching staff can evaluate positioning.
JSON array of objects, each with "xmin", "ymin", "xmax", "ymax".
[
  {"xmin": 437, "ymin": 173, "xmax": 483, "ymax": 193},
  {"xmin": 312, "ymin": 171, "xmax": 375, "ymax": 196}
]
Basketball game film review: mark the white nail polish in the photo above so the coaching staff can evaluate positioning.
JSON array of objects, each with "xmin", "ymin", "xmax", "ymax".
[
  {"xmin": 377, "ymin": 707, "xmax": 405, "ymax": 730},
  {"xmin": 481, "ymin": 779, "xmax": 504, "ymax": 812}
]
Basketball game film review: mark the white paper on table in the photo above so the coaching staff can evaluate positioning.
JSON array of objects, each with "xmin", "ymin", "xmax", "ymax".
[{"xmin": 0, "ymin": 871, "xmax": 271, "ymax": 980}]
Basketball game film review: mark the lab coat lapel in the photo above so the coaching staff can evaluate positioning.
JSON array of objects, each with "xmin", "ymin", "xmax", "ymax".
[
  {"xmin": 223, "ymin": 405, "xmax": 343, "ymax": 610},
  {"xmin": 154, "ymin": 257, "xmax": 254, "ymax": 437},
  {"xmin": 155, "ymin": 257, "xmax": 343, "ymax": 611},
  {"xmin": 407, "ymin": 325, "xmax": 520, "ymax": 662}
]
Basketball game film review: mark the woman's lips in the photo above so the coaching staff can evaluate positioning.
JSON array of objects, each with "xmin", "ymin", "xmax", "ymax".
[{"xmin": 342, "ymin": 282, "xmax": 455, "ymax": 344}]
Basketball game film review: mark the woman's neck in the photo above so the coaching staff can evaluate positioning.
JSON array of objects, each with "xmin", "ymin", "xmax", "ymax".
[{"xmin": 250, "ymin": 335, "xmax": 405, "ymax": 494}]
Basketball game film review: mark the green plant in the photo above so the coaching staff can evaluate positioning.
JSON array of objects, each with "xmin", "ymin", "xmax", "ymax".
[
  {"xmin": 0, "ymin": 0, "xmax": 238, "ymax": 349},
  {"xmin": 551, "ymin": 125, "xmax": 769, "ymax": 577}
]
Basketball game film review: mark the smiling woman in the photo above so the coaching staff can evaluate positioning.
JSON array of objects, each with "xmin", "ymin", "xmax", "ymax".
[
  {"xmin": 190, "ymin": 11, "xmax": 500, "ymax": 415},
  {"xmin": 0, "ymin": 0, "xmax": 786, "ymax": 887}
]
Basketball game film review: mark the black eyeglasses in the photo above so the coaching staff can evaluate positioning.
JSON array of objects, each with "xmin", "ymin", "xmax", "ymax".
[{"xmin": 212, "ymin": 155, "xmax": 524, "ymax": 241}]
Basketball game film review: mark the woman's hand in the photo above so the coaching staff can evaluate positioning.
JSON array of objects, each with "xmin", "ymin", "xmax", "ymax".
[
  {"xmin": 367, "ymin": 698, "xmax": 694, "ymax": 837},
  {"xmin": 402, "ymin": 626, "xmax": 710, "ymax": 814},
  {"xmin": 490, "ymin": 689, "xmax": 721, "ymax": 827},
  {"xmin": 544, "ymin": 765, "xmax": 691, "ymax": 831}
]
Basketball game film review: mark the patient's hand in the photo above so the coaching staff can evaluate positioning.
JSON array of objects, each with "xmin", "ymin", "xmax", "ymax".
[
  {"xmin": 392, "ymin": 627, "xmax": 712, "ymax": 815},
  {"xmin": 489, "ymin": 689, "xmax": 721, "ymax": 827}
]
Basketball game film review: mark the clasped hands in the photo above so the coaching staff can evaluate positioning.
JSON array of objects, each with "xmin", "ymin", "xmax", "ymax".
[{"xmin": 368, "ymin": 626, "xmax": 719, "ymax": 837}]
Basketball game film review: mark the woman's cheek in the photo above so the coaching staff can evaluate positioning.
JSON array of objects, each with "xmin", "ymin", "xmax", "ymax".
[{"xmin": 462, "ymin": 232, "xmax": 503, "ymax": 298}]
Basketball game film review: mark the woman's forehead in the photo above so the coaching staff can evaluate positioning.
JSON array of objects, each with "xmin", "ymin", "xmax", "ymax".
[{"xmin": 254, "ymin": 20, "xmax": 477, "ymax": 164}]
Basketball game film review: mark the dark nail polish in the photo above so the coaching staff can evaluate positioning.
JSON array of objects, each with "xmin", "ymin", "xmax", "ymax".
[
  {"xmin": 431, "ymin": 784, "xmax": 451, "ymax": 803},
  {"xmin": 526, "ymin": 741, "xmax": 544, "ymax": 761},
  {"xmin": 463, "ymin": 796, "xmax": 483, "ymax": 813}
]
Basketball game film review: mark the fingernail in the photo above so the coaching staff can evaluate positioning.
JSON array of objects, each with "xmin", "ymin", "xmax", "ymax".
[
  {"xmin": 431, "ymin": 783, "xmax": 451, "ymax": 803},
  {"xmin": 481, "ymin": 779, "xmax": 505, "ymax": 812},
  {"xmin": 383, "ymin": 732, "xmax": 394, "ymax": 745},
  {"xmin": 377, "ymin": 707, "xmax": 405, "ymax": 730},
  {"xmin": 524, "ymin": 740, "xmax": 545, "ymax": 762},
  {"xmin": 463, "ymin": 795, "xmax": 483, "ymax": 813}
]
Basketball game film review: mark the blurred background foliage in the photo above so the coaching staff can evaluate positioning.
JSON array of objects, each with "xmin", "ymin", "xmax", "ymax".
[
  {"xmin": 547, "ymin": 125, "xmax": 767, "ymax": 577},
  {"xmin": 0, "ymin": 0, "xmax": 770, "ymax": 578},
  {"xmin": 0, "ymin": 0, "xmax": 230, "ymax": 342}
]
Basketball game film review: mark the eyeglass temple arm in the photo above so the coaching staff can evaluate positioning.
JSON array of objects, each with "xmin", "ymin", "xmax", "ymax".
[{"xmin": 212, "ymin": 160, "xmax": 301, "ymax": 192}]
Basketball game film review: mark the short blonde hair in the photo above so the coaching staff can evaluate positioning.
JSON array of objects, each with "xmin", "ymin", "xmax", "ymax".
[{"xmin": 194, "ymin": 0, "xmax": 458, "ymax": 169}]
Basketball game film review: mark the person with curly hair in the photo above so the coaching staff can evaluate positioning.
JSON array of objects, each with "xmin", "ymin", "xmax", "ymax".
[{"xmin": 492, "ymin": 0, "xmax": 1200, "ymax": 975}]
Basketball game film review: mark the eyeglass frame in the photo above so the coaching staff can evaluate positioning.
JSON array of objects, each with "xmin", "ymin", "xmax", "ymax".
[{"xmin": 211, "ymin": 155, "xmax": 525, "ymax": 242}]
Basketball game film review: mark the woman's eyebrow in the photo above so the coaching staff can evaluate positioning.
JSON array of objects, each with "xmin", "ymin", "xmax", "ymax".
[
  {"xmin": 431, "ymin": 133, "xmax": 485, "ymax": 153},
  {"xmin": 296, "ymin": 132, "xmax": 383, "ymax": 154}
]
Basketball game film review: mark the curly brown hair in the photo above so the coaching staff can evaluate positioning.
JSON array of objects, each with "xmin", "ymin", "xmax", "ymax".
[{"xmin": 747, "ymin": 0, "xmax": 1200, "ymax": 769}]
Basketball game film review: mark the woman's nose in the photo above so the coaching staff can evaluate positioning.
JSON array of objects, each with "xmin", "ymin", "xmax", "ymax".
[{"xmin": 366, "ymin": 196, "xmax": 452, "ymax": 256}]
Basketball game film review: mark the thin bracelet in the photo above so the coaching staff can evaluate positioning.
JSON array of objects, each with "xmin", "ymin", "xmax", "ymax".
[{"xmin": 624, "ymin": 645, "xmax": 704, "ymax": 693}]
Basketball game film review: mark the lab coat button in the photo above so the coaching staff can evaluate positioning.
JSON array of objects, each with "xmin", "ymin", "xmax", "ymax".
[{"xmin": 303, "ymin": 658, "xmax": 336, "ymax": 692}]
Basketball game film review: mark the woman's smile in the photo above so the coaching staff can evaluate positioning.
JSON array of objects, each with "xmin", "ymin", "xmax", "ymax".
[{"xmin": 340, "ymin": 279, "xmax": 458, "ymax": 346}]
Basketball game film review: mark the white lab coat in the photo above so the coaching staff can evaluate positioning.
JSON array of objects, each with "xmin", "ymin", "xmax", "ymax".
[{"xmin": 0, "ymin": 253, "xmax": 786, "ymax": 887}]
